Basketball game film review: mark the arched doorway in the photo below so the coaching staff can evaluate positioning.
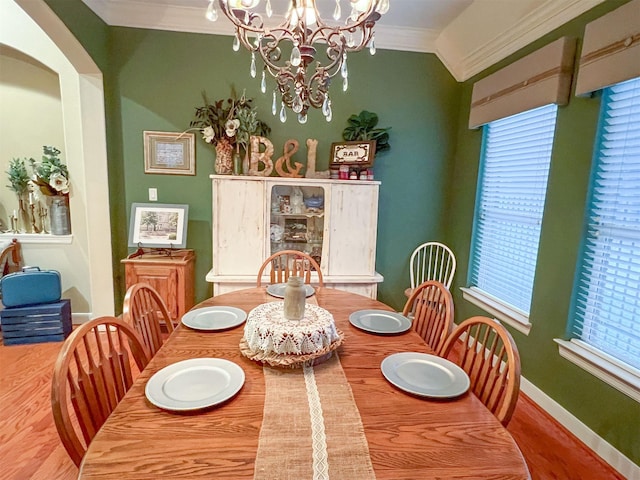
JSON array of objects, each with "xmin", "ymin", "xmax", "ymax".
[{"xmin": 0, "ymin": 0, "xmax": 114, "ymax": 319}]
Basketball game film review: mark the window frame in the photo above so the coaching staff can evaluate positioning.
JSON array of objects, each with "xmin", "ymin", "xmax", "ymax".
[
  {"xmin": 556, "ymin": 77, "xmax": 640, "ymax": 402},
  {"xmin": 464, "ymin": 104, "xmax": 558, "ymax": 334}
]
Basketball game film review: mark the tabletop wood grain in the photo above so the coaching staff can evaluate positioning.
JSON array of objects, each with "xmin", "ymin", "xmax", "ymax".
[{"xmin": 79, "ymin": 287, "xmax": 530, "ymax": 479}]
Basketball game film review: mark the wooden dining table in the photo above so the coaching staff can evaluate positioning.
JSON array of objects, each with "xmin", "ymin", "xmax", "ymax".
[{"xmin": 79, "ymin": 287, "xmax": 530, "ymax": 479}]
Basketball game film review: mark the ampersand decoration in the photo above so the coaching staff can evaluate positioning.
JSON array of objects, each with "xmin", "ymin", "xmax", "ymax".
[
  {"xmin": 275, "ymin": 139, "xmax": 304, "ymax": 178},
  {"xmin": 248, "ymin": 136, "xmax": 274, "ymax": 176}
]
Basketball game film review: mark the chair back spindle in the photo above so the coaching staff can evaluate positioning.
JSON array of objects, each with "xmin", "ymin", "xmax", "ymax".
[
  {"xmin": 123, "ymin": 283, "xmax": 175, "ymax": 358},
  {"xmin": 402, "ymin": 280, "xmax": 454, "ymax": 355},
  {"xmin": 409, "ymin": 242, "xmax": 456, "ymax": 290},
  {"xmin": 441, "ymin": 316, "xmax": 521, "ymax": 426},
  {"xmin": 257, "ymin": 250, "xmax": 323, "ymax": 287},
  {"xmin": 51, "ymin": 316, "xmax": 149, "ymax": 466}
]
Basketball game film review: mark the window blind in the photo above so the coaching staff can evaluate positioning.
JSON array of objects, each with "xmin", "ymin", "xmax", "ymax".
[
  {"xmin": 470, "ymin": 104, "xmax": 557, "ymax": 314},
  {"xmin": 570, "ymin": 77, "xmax": 640, "ymax": 370}
]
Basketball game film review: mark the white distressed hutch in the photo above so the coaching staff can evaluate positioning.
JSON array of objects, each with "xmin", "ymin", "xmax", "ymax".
[{"xmin": 207, "ymin": 175, "xmax": 383, "ymax": 297}]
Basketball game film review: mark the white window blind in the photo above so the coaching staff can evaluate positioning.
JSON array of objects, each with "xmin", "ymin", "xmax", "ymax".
[
  {"xmin": 570, "ymin": 77, "xmax": 640, "ymax": 370},
  {"xmin": 470, "ymin": 104, "xmax": 557, "ymax": 314}
]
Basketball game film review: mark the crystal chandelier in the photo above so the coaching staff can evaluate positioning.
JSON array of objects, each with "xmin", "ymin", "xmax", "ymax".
[{"xmin": 206, "ymin": 0, "xmax": 389, "ymax": 123}]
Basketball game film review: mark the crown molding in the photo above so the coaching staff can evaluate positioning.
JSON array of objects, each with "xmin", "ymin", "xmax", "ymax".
[
  {"xmin": 83, "ymin": 0, "xmax": 234, "ymax": 35},
  {"xmin": 443, "ymin": 0, "xmax": 605, "ymax": 82},
  {"xmin": 82, "ymin": 0, "xmax": 438, "ymax": 52},
  {"xmin": 82, "ymin": 0, "xmax": 110, "ymax": 23},
  {"xmin": 82, "ymin": 0, "xmax": 605, "ymax": 83},
  {"xmin": 373, "ymin": 25, "xmax": 438, "ymax": 54}
]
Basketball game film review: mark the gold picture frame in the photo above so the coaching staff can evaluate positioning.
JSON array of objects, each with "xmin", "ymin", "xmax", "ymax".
[
  {"xmin": 329, "ymin": 140, "xmax": 376, "ymax": 168},
  {"xmin": 143, "ymin": 130, "xmax": 195, "ymax": 175}
]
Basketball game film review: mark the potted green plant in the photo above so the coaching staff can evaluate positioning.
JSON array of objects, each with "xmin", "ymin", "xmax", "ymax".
[
  {"xmin": 342, "ymin": 110, "xmax": 391, "ymax": 155},
  {"xmin": 6, "ymin": 158, "xmax": 30, "ymax": 196},
  {"xmin": 6, "ymin": 158, "xmax": 30, "ymax": 232}
]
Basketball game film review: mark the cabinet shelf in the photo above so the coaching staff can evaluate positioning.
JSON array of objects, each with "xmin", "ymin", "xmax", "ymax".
[{"xmin": 271, "ymin": 212, "xmax": 325, "ymax": 218}]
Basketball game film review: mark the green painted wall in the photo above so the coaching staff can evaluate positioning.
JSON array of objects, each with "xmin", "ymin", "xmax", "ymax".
[
  {"xmin": 446, "ymin": 1, "xmax": 639, "ymax": 465},
  {"xmin": 108, "ymin": 27, "xmax": 459, "ymax": 310},
  {"xmin": 46, "ymin": 0, "xmax": 459, "ymax": 311}
]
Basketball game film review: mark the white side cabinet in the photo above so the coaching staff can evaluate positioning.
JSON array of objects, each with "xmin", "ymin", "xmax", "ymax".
[{"xmin": 206, "ymin": 175, "xmax": 383, "ymax": 298}]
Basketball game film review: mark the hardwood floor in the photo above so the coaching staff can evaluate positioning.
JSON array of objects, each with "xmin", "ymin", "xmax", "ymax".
[
  {"xmin": 0, "ymin": 341, "xmax": 76, "ymax": 480},
  {"xmin": 0, "ymin": 337, "xmax": 625, "ymax": 480}
]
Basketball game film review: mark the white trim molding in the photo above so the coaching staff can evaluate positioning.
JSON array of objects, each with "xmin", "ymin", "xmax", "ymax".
[
  {"xmin": 521, "ymin": 375, "xmax": 640, "ymax": 479},
  {"xmin": 0, "ymin": 233, "xmax": 72, "ymax": 245},
  {"xmin": 555, "ymin": 338, "xmax": 640, "ymax": 404},
  {"xmin": 442, "ymin": 0, "xmax": 605, "ymax": 81},
  {"xmin": 461, "ymin": 286, "xmax": 531, "ymax": 335},
  {"xmin": 82, "ymin": 0, "xmax": 440, "ymax": 53}
]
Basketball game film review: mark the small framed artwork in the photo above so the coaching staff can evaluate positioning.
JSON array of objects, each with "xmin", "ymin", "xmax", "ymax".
[
  {"xmin": 128, "ymin": 203, "xmax": 189, "ymax": 248},
  {"xmin": 329, "ymin": 140, "xmax": 376, "ymax": 168},
  {"xmin": 143, "ymin": 130, "xmax": 195, "ymax": 175}
]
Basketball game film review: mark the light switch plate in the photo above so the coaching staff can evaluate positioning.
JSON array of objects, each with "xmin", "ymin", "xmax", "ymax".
[{"xmin": 149, "ymin": 188, "xmax": 158, "ymax": 201}]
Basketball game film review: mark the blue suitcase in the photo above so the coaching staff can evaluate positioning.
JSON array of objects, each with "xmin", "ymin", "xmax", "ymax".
[{"xmin": 0, "ymin": 267, "xmax": 61, "ymax": 308}]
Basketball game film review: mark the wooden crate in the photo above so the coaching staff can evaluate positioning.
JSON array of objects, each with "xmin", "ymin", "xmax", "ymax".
[{"xmin": 1, "ymin": 299, "xmax": 72, "ymax": 345}]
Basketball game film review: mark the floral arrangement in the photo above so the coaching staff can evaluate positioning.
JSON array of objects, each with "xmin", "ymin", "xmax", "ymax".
[
  {"xmin": 190, "ymin": 89, "xmax": 270, "ymax": 173},
  {"xmin": 29, "ymin": 146, "xmax": 70, "ymax": 196}
]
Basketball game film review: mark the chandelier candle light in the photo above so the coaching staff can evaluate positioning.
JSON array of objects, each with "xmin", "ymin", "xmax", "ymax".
[{"xmin": 207, "ymin": 0, "xmax": 389, "ymax": 124}]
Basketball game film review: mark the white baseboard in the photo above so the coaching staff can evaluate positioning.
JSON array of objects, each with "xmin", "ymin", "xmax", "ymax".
[{"xmin": 521, "ymin": 376, "xmax": 640, "ymax": 479}]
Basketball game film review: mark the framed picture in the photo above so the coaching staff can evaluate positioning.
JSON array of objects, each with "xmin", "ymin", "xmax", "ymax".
[
  {"xmin": 329, "ymin": 140, "xmax": 376, "ymax": 168},
  {"xmin": 128, "ymin": 203, "xmax": 189, "ymax": 248},
  {"xmin": 143, "ymin": 130, "xmax": 195, "ymax": 175}
]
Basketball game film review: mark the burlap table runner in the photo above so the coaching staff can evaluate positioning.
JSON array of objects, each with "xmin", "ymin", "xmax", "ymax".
[
  {"xmin": 252, "ymin": 292, "xmax": 376, "ymax": 480},
  {"xmin": 254, "ymin": 354, "xmax": 376, "ymax": 480}
]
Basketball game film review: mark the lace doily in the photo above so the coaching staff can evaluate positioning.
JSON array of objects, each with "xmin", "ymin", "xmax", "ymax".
[{"xmin": 241, "ymin": 302, "xmax": 343, "ymax": 367}]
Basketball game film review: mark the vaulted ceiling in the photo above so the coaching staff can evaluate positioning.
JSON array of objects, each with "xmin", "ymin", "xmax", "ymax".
[{"xmin": 82, "ymin": 0, "xmax": 604, "ymax": 81}]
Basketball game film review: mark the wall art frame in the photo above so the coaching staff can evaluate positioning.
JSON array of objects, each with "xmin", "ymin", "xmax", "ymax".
[
  {"xmin": 143, "ymin": 130, "xmax": 195, "ymax": 175},
  {"xmin": 329, "ymin": 140, "xmax": 376, "ymax": 168},
  {"xmin": 128, "ymin": 203, "xmax": 189, "ymax": 249}
]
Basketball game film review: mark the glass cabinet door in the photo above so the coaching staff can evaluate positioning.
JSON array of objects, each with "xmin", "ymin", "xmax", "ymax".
[{"xmin": 269, "ymin": 184, "xmax": 325, "ymax": 266}]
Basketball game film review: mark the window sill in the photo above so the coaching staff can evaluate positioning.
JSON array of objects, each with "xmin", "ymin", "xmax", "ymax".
[
  {"xmin": 460, "ymin": 286, "xmax": 531, "ymax": 335},
  {"xmin": 555, "ymin": 339, "xmax": 640, "ymax": 403},
  {"xmin": 0, "ymin": 233, "xmax": 72, "ymax": 245}
]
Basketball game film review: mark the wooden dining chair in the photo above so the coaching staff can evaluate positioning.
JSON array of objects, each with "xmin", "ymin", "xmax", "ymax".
[
  {"xmin": 0, "ymin": 238, "xmax": 22, "ymax": 308},
  {"xmin": 402, "ymin": 280, "xmax": 454, "ymax": 355},
  {"xmin": 441, "ymin": 316, "xmax": 521, "ymax": 426},
  {"xmin": 51, "ymin": 316, "xmax": 150, "ymax": 466},
  {"xmin": 404, "ymin": 241, "xmax": 456, "ymax": 297},
  {"xmin": 122, "ymin": 282, "xmax": 175, "ymax": 358},
  {"xmin": 256, "ymin": 250, "xmax": 324, "ymax": 287},
  {"xmin": 0, "ymin": 238, "xmax": 22, "ymax": 276}
]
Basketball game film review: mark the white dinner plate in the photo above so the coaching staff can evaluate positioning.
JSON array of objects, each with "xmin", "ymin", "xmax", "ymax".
[
  {"xmin": 349, "ymin": 309, "xmax": 411, "ymax": 334},
  {"xmin": 381, "ymin": 352, "xmax": 470, "ymax": 399},
  {"xmin": 266, "ymin": 283, "xmax": 315, "ymax": 298},
  {"xmin": 181, "ymin": 306, "xmax": 247, "ymax": 331},
  {"xmin": 145, "ymin": 358, "xmax": 245, "ymax": 411}
]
